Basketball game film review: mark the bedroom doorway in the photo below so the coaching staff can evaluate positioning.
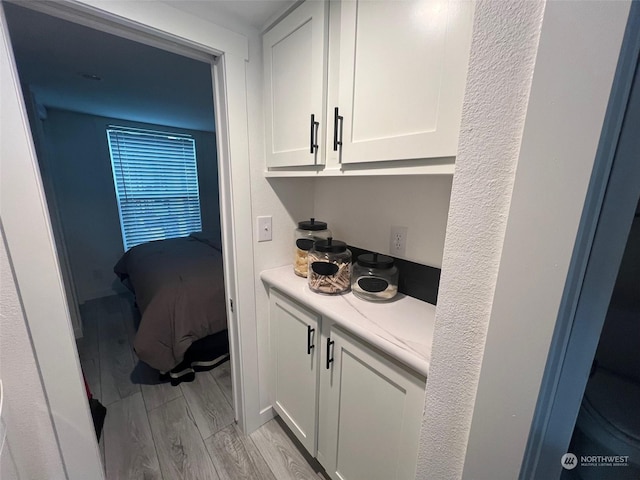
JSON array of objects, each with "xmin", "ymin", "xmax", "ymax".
[{"xmin": 1, "ymin": 1, "xmax": 256, "ymax": 477}]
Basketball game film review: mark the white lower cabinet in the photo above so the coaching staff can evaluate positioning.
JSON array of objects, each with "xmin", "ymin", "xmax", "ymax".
[
  {"xmin": 269, "ymin": 289, "xmax": 320, "ymax": 454},
  {"xmin": 269, "ymin": 288, "xmax": 427, "ymax": 480}
]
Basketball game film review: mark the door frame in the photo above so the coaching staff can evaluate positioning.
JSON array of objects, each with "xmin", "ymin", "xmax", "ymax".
[
  {"xmin": 21, "ymin": 84, "xmax": 84, "ymax": 339},
  {"xmin": 0, "ymin": 0, "xmax": 260, "ymax": 477},
  {"xmin": 521, "ymin": 4, "xmax": 640, "ymax": 478}
]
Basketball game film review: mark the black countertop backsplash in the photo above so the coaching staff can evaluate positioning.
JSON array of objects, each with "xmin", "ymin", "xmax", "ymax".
[{"xmin": 348, "ymin": 245, "xmax": 440, "ymax": 306}]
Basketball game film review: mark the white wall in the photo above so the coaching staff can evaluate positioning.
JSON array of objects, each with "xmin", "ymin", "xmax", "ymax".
[
  {"xmin": 0, "ymin": 444, "xmax": 19, "ymax": 480},
  {"xmin": 42, "ymin": 108, "xmax": 220, "ymax": 303},
  {"xmin": 417, "ymin": 1, "xmax": 631, "ymax": 479},
  {"xmin": 1, "ymin": 226, "xmax": 66, "ymax": 480},
  {"xmin": 314, "ymin": 176, "xmax": 452, "ymax": 267}
]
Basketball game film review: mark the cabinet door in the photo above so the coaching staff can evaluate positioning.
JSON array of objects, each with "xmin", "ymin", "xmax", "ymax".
[
  {"xmin": 263, "ymin": 0, "xmax": 328, "ymax": 168},
  {"xmin": 320, "ymin": 326, "xmax": 426, "ymax": 480},
  {"xmin": 336, "ymin": 0, "xmax": 473, "ymax": 164},
  {"xmin": 269, "ymin": 289, "xmax": 320, "ymax": 454}
]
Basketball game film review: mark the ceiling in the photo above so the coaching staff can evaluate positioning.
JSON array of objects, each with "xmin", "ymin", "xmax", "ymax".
[
  {"xmin": 3, "ymin": 1, "xmax": 295, "ymax": 132},
  {"xmin": 165, "ymin": 0, "xmax": 297, "ymax": 30}
]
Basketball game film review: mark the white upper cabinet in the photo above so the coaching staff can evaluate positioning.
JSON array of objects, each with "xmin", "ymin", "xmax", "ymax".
[
  {"xmin": 336, "ymin": 0, "xmax": 474, "ymax": 164},
  {"xmin": 263, "ymin": 0, "xmax": 329, "ymax": 168},
  {"xmin": 263, "ymin": 0, "xmax": 474, "ymax": 175}
]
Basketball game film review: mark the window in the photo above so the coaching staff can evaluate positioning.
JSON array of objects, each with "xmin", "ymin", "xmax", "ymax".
[{"xmin": 107, "ymin": 126, "xmax": 202, "ymax": 250}]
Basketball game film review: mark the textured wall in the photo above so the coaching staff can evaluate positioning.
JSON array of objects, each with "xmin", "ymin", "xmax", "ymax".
[
  {"xmin": 463, "ymin": 2, "xmax": 630, "ymax": 478},
  {"xmin": 415, "ymin": 1, "xmax": 545, "ymax": 478},
  {"xmin": 0, "ymin": 226, "xmax": 66, "ymax": 479}
]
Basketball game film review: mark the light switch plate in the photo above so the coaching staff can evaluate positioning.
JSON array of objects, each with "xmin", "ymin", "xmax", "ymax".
[{"xmin": 257, "ymin": 216, "xmax": 272, "ymax": 242}]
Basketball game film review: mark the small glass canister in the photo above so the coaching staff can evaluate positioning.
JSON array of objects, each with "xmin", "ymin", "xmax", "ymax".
[
  {"xmin": 352, "ymin": 253, "xmax": 399, "ymax": 301},
  {"xmin": 308, "ymin": 237, "xmax": 352, "ymax": 294},
  {"xmin": 294, "ymin": 218, "xmax": 331, "ymax": 277}
]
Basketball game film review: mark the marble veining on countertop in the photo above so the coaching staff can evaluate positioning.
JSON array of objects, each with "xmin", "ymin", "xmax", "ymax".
[{"xmin": 260, "ymin": 265, "xmax": 436, "ymax": 377}]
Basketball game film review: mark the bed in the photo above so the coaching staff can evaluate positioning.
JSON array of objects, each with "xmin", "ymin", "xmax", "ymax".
[{"xmin": 114, "ymin": 232, "xmax": 228, "ymax": 380}]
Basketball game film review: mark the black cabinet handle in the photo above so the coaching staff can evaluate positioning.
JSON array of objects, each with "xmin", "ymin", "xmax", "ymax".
[
  {"xmin": 307, "ymin": 325, "xmax": 315, "ymax": 355},
  {"xmin": 326, "ymin": 338, "xmax": 334, "ymax": 369},
  {"xmin": 333, "ymin": 107, "xmax": 343, "ymax": 151},
  {"xmin": 310, "ymin": 114, "xmax": 319, "ymax": 154}
]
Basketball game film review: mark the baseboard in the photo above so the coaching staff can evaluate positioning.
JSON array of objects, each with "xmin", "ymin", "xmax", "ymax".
[
  {"xmin": 241, "ymin": 405, "xmax": 275, "ymax": 434},
  {"xmin": 259, "ymin": 405, "xmax": 275, "ymax": 425}
]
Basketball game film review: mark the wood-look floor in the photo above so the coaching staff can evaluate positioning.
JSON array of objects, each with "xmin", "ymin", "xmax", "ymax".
[{"xmin": 77, "ymin": 294, "xmax": 328, "ymax": 480}]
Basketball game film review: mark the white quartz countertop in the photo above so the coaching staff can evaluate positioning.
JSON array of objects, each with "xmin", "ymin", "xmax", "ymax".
[{"xmin": 260, "ymin": 265, "xmax": 436, "ymax": 377}]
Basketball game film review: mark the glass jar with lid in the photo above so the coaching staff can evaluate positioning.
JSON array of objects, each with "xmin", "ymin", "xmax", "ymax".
[
  {"xmin": 352, "ymin": 253, "xmax": 399, "ymax": 301},
  {"xmin": 294, "ymin": 218, "xmax": 332, "ymax": 277},
  {"xmin": 308, "ymin": 237, "xmax": 352, "ymax": 294}
]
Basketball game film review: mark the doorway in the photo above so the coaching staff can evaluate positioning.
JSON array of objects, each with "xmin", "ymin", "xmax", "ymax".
[
  {"xmin": 521, "ymin": 4, "xmax": 640, "ymax": 477},
  {"xmin": 0, "ymin": 0, "xmax": 261, "ymax": 477},
  {"xmin": 3, "ymin": 2, "xmax": 234, "ymax": 477},
  {"xmin": 561, "ymin": 199, "xmax": 640, "ymax": 479}
]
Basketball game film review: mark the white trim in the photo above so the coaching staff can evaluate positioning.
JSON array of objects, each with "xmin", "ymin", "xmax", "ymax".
[
  {"xmin": 52, "ymin": 0, "xmax": 248, "ymax": 60},
  {"xmin": 261, "ymin": 0, "xmax": 304, "ymax": 34},
  {"xmin": 211, "ymin": 54, "xmax": 244, "ymax": 424},
  {"xmin": 6, "ymin": 0, "xmax": 217, "ymax": 63},
  {"xmin": 0, "ymin": 6, "xmax": 100, "ymax": 477},
  {"xmin": 21, "ymin": 85, "xmax": 84, "ymax": 339},
  {"xmin": 260, "ymin": 405, "xmax": 276, "ymax": 423},
  {"xmin": 213, "ymin": 51, "xmax": 264, "ymax": 433},
  {"xmin": 1, "ymin": 0, "xmax": 261, "ymax": 476}
]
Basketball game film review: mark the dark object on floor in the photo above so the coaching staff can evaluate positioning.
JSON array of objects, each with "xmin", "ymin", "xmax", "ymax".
[
  {"xmin": 89, "ymin": 398, "xmax": 107, "ymax": 439},
  {"xmin": 82, "ymin": 370, "xmax": 107, "ymax": 440},
  {"xmin": 160, "ymin": 329, "xmax": 230, "ymax": 386}
]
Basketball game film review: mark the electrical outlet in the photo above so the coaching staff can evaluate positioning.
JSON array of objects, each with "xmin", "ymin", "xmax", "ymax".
[
  {"xmin": 390, "ymin": 226, "xmax": 408, "ymax": 257},
  {"xmin": 257, "ymin": 216, "xmax": 272, "ymax": 242}
]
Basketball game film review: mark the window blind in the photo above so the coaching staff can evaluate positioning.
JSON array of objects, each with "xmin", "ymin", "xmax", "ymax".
[{"xmin": 107, "ymin": 127, "xmax": 202, "ymax": 251}]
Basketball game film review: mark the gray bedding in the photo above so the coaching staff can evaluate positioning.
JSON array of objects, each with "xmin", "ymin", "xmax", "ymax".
[{"xmin": 114, "ymin": 233, "xmax": 227, "ymax": 372}]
